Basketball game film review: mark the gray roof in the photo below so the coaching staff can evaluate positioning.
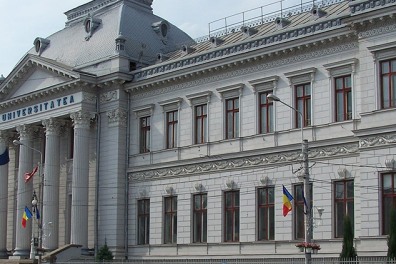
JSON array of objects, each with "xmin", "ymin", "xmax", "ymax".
[{"xmin": 26, "ymin": 0, "xmax": 193, "ymax": 75}]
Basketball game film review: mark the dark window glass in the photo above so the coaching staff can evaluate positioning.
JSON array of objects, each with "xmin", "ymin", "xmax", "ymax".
[
  {"xmin": 167, "ymin": 111, "xmax": 178, "ymax": 149},
  {"xmin": 224, "ymin": 191, "xmax": 240, "ymax": 242},
  {"xmin": 296, "ymin": 84, "xmax": 311, "ymax": 128},
  {"xmin": 258, "ymin": 187, "xmax": 275, "ymax": 240},
  {"xmin": 140, "ymin": 116, "xmax": 151, "ymax": 153},
  {"xmin": 226, "ymin": 98, "xmax": 239, "ymax": 139},
  {"xmin": 193, "ymin": 193, "xmax": 207, "ymax": 243},
  {"xmin": 164, "ymin": 196, "xmax": 177, "ymax": 244},
  {"xmin": 137, "ymin": 199, "xmax": 150, "ymax": 245},
  {"xmin": 195, "ymin": 105, "xmax": 208, "ymax": 144},
  {"xmin": 382, "ymin": 173, "xmax": 396, "ymax": 235},
  {"xmin": 335, "ymin": 75, "xmax": 352, "ymax": 122},
  {"xmin": 259, "ymin": 92, "xmax": 274, "ymax": 134},
  {"xmin": 380, "ymin": 59, "xmax": 396, "ymax": 109},
  {"xmin": 334, "ymin": 180, "xmax": 354, "ymax": 238}
]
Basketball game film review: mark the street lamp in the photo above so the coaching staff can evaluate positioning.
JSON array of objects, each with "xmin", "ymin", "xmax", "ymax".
[
  {"xmin": 267, "ymin": 94, "xmax": 311, "ymax": 264},
  {"xmin": 13, "ymin": 139, "xmax": 43, "ymax": 261}
]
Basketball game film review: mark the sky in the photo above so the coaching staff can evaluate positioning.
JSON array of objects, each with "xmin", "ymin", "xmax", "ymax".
[{"xmin": 0, "ymin": 0, "xmax": 302, "ymax": 78}]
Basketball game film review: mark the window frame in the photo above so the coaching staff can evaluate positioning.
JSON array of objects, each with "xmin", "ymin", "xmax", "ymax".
[
  {"xmin": 166, "ymin": 110, "xmax": 178, "ymax": 149},
  {"xmin": 382, "ymin": 172, "xmax": 396, "ymax": 235},
  {"xmin": 334, "ymin": 179, "xmax": 354, "ymax": 238},
  {"xmin": 257, "ymin": 187, "xmax": 275, "ymax": 240},
  {"xmin": 193, "ymin": 193, "xmax": 208, "ymax": 243},
  {"xmin": 380, "ymin": 59, "xmax": 396, "ymax": 109},
  {"xmin": 284, "ymin": 67, "xmax": 316, "ymax": 128},
  {"xmin": 295, "ymin": 83, "xmax": 311, "ymax": 128},
  {"xmin": 216, "ymin": 84, "xmax": 244, "ymax": 140},
  {"xmin": 186, "ymin": 91, "xmax": 212, "ymax": 145},
  {"xmin": 139, "ymin": 116, "xmax": 151, "ymax": 153},
  {"xmin": 195, "ymin": 104, "xmax": 208, "ymax": 144},
  {"xmin": 132, "ymin": 104, "xmax": 154, "ymax": 154},
  {"xmin": 324, "ymin": 58, "xmax": 357, "ymax": 122},
  {"xmin": 224, "ymin": 190, "xmax": 240, "ymax": 242},
  {"xmin": 164, "ymin": 196, "xmax": 177, "ymax": 244},
  {"xmin": 225, "ymin": 97, "xmax": 240, "ymax": 139},
  {"xmin": 137, "ymin": 199, "xmax": 150, "ymax": 245},
  {"xmin": 334, "ymin": 75, "xmax": 352, "ymax": 122},
  {"xmin": 158, "ymin": 98, "xmax": 182, "ymax": 149}
]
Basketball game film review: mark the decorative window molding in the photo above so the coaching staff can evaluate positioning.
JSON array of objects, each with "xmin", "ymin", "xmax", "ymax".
[
  {"xmin": 324, "ymin": 59, "xmax": 357, "ymax": 121},
  {"xmin": 216, "ymin": 83, "xmax": 244, "ymax": 99},
  {"xmin": 132, "ymin": 104, "xmax": 154, "ymax": 118},
  {"xmin": 84, "ymin": 14, "xmax": 102, "ymax": 41},
  {"xmin": 152, "ymin": 21, "xmax": 170, "ymax": 39},
  {"xmin": 324, "ymin": 58, "xmax": 358, "ymax": 77},
  {"xmin": 33, "ymin": 37, "xmax": 50, "ymax": 56},
  {"xmin": 186, "ymin": 91, "xmax": 212, "ymax": 106},
  {"xmin": 249, "ymin": 76, "xmax": 278, "ymax": 93},
  {"xmin": 284, "ymin": 67, "xmax": 316, "ymax": 86},
  {"xmin": 158, "ymin": 97, "xmax": 183, "ymax": 112},
  {"xmin": 367, "ymin": 42, "xmax": 396, "ymax": 110}
]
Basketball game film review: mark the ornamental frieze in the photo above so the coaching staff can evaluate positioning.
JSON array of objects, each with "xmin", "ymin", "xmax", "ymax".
[
  {"xmin": 128, "ymin": 143, "xmax": 359, "ymax": 182},
  {"xmin": 360, "ymin": 133, "xmax": 396, "ymax": 148},
  {"xmin": 358, "ymin": 22, "xmax": 396, "ymax": 39},
  {"xmin": 100, "ymin": 90, "xmax": 118, "ymax": 103},
  {"xmin": 106, "ymin": 108, "xmax": 127, "ymax": 127},
  {"xmin": 130, "ymin": 41, "xmax": 358, "ymax": 100}
]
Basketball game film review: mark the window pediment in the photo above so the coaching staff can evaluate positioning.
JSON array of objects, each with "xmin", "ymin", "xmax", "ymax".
[
  {"xmin": 186, "ymin": 91, "xmax": 212, "ymax": 106},
  {"xmin": 324, "ymin": 59, "xmax": 358, "ymax": 77},
  {"xmin": 216, "ymin": 83, "xmax": 244, "ymax": 99},
  {"xmin": 284, "ymin": 67, "xmax": 316, "ymax": 85},
  {"xmin": 158, "ymin": 97, "xmax": 182, "ymax": 112},
  {"xmin": 249, "ymin": 76, "xmax": 278, "ymax": 92},
  {"xmin": 132, "ymin": 104, "xmax": 154, "ymax": 117}
]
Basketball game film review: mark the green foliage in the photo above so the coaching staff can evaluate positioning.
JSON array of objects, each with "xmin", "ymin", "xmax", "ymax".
[
  {"xmin": 388, "ymin": 206, "xmax": 396, "ymax": 260},
  {"xmin": 96, "ymin": 239, "xmax": 114, "ymax": 261},
  {"xmin": 340, "ymin": 214, "xmax": 357, "ymax": 260}
]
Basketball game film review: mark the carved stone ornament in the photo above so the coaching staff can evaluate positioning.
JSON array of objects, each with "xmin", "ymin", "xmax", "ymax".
[
  {"xmin": 129, "ymin": 143, "xmax": 359, "ymax": 181},
  {"xmin": 16, "ymin": 125, "xmax": 40, "ymax": 141},
  {"xmin": 360, "ymin": 134, "xmax": 396, "ymax": 148},
  {"xmin": 42, "ymin": 118, "xmax": 66, "ymax": 136},
  {"xmin": 165, "ymin": 186, "xmax": 173, "ymax": 195},
  {"xmin": 337, "ymin": 168, "xmax": 347, "ymax": 179},
  {"xmin": 194, "ymin": 183, "xmax": 203, "ymax": 192},
  {"xmin": 226, "ymin": 179, "xmax": 235, "ymax": 190},
  {"xmin": 82, "ymin": 92, "xmax": 97, "ymax": 103},
  {"xmin": 100, "ymin": 91, "xmax": 118, "ymax": 103},
  {"xmin": 139, "ymin": 188, "xmax": 146, "ymax": 198},
  {"xmin": 260, "ymin": 176, "xmax": 269, "ymax": 186},
  {"xmin": 106, "ymin": 108, "xmax": 127, "ymax": 127},
  {"xmin": 385, "ymin": 159, "xmax": 395, "ymax": 170},
  {"xmin": 0, "ymin": 131, "xmax": 14, "ymax": 144}
]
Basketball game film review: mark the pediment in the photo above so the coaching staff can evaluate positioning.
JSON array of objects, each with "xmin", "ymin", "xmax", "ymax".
[{"xmin": 0, "ymin": 55, "xmax": 80, "ymax": 101}]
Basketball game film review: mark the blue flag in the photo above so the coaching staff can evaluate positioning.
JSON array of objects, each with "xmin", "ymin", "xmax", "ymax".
[
  {"xmin": 0, "ymin": 148, "xmax": 9, "ymax": 166},
  {"xmin": 302, "ymin": 189, "xmax": 308, "ymax": 215},
  {"xmin": 35, "ymin": 205, "xmax": 40, "ymax": 220}
]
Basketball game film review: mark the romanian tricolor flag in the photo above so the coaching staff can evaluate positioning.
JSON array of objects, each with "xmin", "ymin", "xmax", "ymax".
[
  {"xmin": 283, "ymin": 185, "xmax": 294, "ymax": 217},
  {"xmin": 22, "ymin": 206, "xmax": 32, "ymax": 228}
]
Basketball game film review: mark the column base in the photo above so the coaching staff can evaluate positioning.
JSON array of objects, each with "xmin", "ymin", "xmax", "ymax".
[{"xmin": 11, "ymin": 248, "xmax": 30, "ymax": 259}]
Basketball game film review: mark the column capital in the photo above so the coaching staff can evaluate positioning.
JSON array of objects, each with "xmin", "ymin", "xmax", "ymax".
[
  {"xmin": 42, "ymin": 118, "xmax": 66, "ymax": 136},
  {"xmin": 70, "ymin": 111, "xmax": 96, "ymax": 129},
  {"xmin": 16, "ymin": 125, "xmax": 40, "ymax": 141}
]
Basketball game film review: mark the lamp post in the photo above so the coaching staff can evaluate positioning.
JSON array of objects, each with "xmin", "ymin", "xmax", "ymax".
[
  {"xmin": 13, "ymin": 140, "xmax": 43, "ymax": 261},
  {"xmin": 267, "ymin": 94, "xmax": 311, "ymax": 264}
]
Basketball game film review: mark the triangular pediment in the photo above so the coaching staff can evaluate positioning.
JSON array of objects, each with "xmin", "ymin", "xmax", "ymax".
[{"xmin": 0, "ymin": 54, "xmax": 81, "ymax": 101}]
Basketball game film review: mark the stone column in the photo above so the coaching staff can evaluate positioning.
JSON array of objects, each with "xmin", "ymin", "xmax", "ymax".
[
  {"xmin": 0, "ymin": 131, "xmax": 12, "ymax": 258},
  {"xmin": 42, "ymin": 118, "xmax": 65, "ymax": 251},
  {"xmin": 13, "ymin": 125, "xmax": 38, "ymax": 257},
  {"xmin": 70, "ymin": 111, "xmax": 95, "ymax": 251}
]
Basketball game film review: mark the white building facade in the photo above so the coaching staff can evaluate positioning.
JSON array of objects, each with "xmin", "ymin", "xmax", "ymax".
[{"xmin": 0, "ymin": 0, "xmax": 395, "ymax": 261}]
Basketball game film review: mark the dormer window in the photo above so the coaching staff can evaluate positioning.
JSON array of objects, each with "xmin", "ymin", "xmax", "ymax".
[
  {"xmin": 152, "ymin": 21, "xmax": 170, "ymax": 39},
  {"xmin": 84, "ymin": 14, "xmax": 102, "ymax": 41},
  {"xmin": 33, "ymin": 37, "xmax": 50, "ymax": 56}
]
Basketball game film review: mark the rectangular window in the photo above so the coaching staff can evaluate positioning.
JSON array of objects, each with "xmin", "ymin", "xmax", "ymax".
[
  {"xmin": 259, "ymin": 92, "xmax": 274, "ymax": 134},
  {"xmin": 195, "ymin": 105, "xmax": 208, "ymax": 144},
  {"xmin": 140, "ymin": 116, "xmax": 151, "ymax": 153},
  {"xmin": 166, "ymin": 111, "xmax": 178, "ymax": 149},
  {"xmin": 193, "ymin": 193, "xmax": 207, "ymax": 243},
  {"xmin": 380, "ymin": 59, "xmax": 396, "ymax": 109},
  {"xmin": 334, "ymin": 180, "xmax": 354, "ymax": 238},
  {"xmin": 257, "ymin": 187, "xmax": 275, "ymax": 240},
  {"xmin": 295, "ymin": 84, "xmax": 311, "ymax": 128},
  {"xmin": 382, "ymin": 173, "xmax": 396, "ymax": 235},
  {"xmin": 224, "ymin": 190, "xmax": 239, "ymax": 242},
  {"xmin": 226, "ymin": 98, "xmax": 239, "ymax": 139},
  {"xmin": 294, "ymin": 184, "xmax": 313, "ymax": 240},
  {"xmin": 164, "ymin": 196, "xmax": 177, "ymax": 244},
  {"xmin": 137, "ymin": 199, "xmax": 150, "ymax": 245},
  {"xmin": 335, "ymin": 76, "xmax": 352, "ymax": 122}
]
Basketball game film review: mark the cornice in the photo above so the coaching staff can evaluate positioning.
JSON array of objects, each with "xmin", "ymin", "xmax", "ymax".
[
  {"xmin": 130, "ymin": 14, "xmax": 349, "ymax": 84},
  {"xmin": 349, "ymin": 0, "xmax": 396, "ymax": 16},
  {"xmin": 130, "ymin": 39, "xmax": 358, "ymax": 100},
  {"xmin": 128, "ymin": 143, "xmax": 359, "ymax": 182}
]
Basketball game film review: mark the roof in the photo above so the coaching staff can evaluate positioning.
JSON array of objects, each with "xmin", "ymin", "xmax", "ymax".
[{"xmin": 25, "ymin": 0, "xmax": 192, "ymax": 76}]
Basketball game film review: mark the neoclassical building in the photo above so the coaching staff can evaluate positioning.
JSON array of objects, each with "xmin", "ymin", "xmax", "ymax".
[{"xmin": 0, "ymin": 0, "xmax": 395, "ymax": 261}]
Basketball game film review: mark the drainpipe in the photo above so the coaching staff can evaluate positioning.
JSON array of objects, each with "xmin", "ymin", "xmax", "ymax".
[
  {"xmin": 94, "ymin": 91, "xmax": 101, "ymax": 257},
  {"xmin": 124, "ymin": 90, "xmax": 131, "ymax": 259}
]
